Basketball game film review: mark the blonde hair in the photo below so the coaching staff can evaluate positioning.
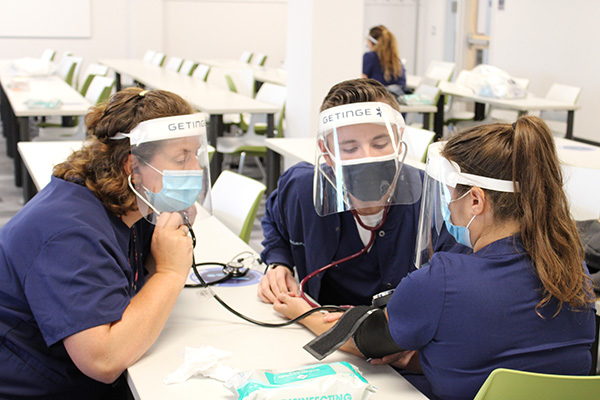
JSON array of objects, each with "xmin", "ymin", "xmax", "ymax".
[
  {"xmin": 53, "ymin": 88, "xmax": 194, "ymax": 216},
  {"xmin": 369, "ymin": 25, "xmax": 403, "ymax": 82},
  {"xmin": 442, "ymin": 116, "xmax": 595, "ymax": 316}
]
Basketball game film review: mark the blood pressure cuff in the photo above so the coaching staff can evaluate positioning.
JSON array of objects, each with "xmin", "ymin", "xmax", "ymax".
[{"xmin": 303, "ymin": 306, "xmax": 404, "ymax": 360}]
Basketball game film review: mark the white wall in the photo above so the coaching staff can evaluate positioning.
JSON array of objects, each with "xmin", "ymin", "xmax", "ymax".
[
  {"xmin": 162, "ymin": 0, "xmax": 287, "ymax": 68},
  {"xmin": 488, "ymin": 0, "xmax": 600, "ymax": 142},
  {"xmin": 0, "ymin": 0, "xmax": 132, "ymax": 86}
]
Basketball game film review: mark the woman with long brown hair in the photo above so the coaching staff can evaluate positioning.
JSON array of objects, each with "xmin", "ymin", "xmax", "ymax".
[
  {"xmin": 362, "ymin": 25, "xmax": 406, "ymax": 96},
  {"xmin": 0, "ymin": 88, "xmax": 211, "ymax": 399},
  {"xmin": 379, "ymin": 116, "xmax": 596, "ymax": 399}
]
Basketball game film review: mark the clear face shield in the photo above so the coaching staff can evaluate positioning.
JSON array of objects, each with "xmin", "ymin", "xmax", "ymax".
[
  {"xmin": 414, "ymin": 142, "xmax": 518, "ymax": 268},
  {"xmin": 313, "ymin": 102, "xmax": 422, "ymax": 217},
  {"xmin": 113, "ymin": 113, "xmax": 212, "ymax": 225}
]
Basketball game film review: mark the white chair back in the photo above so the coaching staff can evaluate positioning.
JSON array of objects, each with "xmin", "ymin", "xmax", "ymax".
[
  {"xmin": 545, "ymin": 83, "xmax": 581, "ymax": 104},
  {"xmin": 192, "ymin": 64, "xmax": 210, "ymax": 81},
  {"xmin": 85, "ymin": 76, "xmax": 115, "ymax": 104},
  {"xmin": 179, "ymin": 59, "xmax": 197, "ymax": 76},
  {"xmin": 541, "ymin": 83, "xmax": 581, "ymax": 134},
  {"xmin": 250, "ymin": 83, "xmax": 287, "ymax": 130},
  {"xmin": 404, "ymin": 127, "xmax": 436, "ymax": 163},
  {"xmin": 239, "ymin": 50, "xmax": 253, "ymax": 63},
  {"xmin": 251, "ymin": 53, "xmax": 267, "ymax": 66},
  {"xmin": 143, "ymin": 50, "xmax": 156, "ymax": 63},
  {"xmin": 40, "ymin": 49, "xmax": 56, "ymax": 62},
  {"xmin": 425, "ymin": 61, "xmax": 455, "ymax": 83},
  {"xmin": 211, "ymin": 170, "xmax": 266, "ymax": 239},
  {"xmin": 165, "ymin": 57, "xmax": 183, "ymax": 72},
  {"xmin": 151, "ymin": 52, "xmax": 165, "ymax": 66},
  {"xmin": 225, "ymin": 68, "xmax": 255, "ymax": 97}
]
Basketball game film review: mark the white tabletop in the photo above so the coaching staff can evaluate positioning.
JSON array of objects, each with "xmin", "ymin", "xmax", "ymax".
[
  {"xmin": 0, "ymin": 63, "xmax": 91, "ymax": 117},
  {"xmin": 17, "ymin": 140, "xmax": 83, "ymax": 190},
  {"xmin": 126, "ymin": 214, "xmax": 426, "ymax": 400},
  {"xmin": 439, "ymin": 81, "xmax": 580, "ymax": 112},
  {"xmin": 99, "ymin": 59, "xmax": 279, "ymax": 115}
]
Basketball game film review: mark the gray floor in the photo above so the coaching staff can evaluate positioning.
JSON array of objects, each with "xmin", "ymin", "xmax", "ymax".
[{"xmin": 0, "ymin": 128, "xmax": 266, "ymax": 254}]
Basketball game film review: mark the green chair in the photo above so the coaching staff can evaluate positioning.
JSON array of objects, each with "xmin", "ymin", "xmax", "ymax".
[
  {"xmin": 192, "ymin": 64, "xmax": 211, "ymax": 81},
  {"xmin": 473, "ymin": 368, "xmax": 600, "ymax": 400},
  {"xmin": 251, "ymin": 53, "xmax": 267, "ymax": 67},
  {"xmin": 78, "ymin": 62, "xmax": 109, "ymax": 96},
  {"xmin": 179, "ymin": 59, "xmax": 198, "ymax": 76},
  {"xmin": 40, "ymin": 49, "xmax": 56, "ymax": 62},
  {"xmin": 216, "ymin": 82, "xmax": 287, "ymax": 181},
  {"xmin": 239, "ymin": 50, "xmax": 253, "ymax": 64},
  {"xmin": 211, "ymin": 170, "xmax": 266, "ymax": 243}
]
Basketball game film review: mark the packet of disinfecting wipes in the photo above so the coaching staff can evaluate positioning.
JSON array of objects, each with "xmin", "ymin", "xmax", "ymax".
[{"xmin": 225, "ymin": 361, "xmax": 376, "ymax": 400}]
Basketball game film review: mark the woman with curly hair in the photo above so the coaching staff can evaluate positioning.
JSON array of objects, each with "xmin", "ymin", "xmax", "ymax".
[{"xmin": 0, "ymin": 88, "xmax": 206, "ymax": 399}]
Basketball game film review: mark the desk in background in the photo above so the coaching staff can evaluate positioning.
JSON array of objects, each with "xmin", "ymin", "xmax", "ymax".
[
  {"xmin": 99, "ymin": 59, "xmax": 280, "ymax": 189},
  {"xmin": 437, "ymin": 81, "xmax": 580, "ymax": 140},
  {"xmin": 0, "ymin": 61, "xmax": 91, "ymax": 190}
]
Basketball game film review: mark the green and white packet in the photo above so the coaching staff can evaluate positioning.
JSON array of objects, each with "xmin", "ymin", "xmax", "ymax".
[{"xmin": 225, "ymin": 361, "xmax": 376, "ymax": 400}]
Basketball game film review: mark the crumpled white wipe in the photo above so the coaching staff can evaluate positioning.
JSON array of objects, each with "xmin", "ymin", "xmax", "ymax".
[{"xmin": 164, "ymin": 345, "xmax": 240, "ymax": 385}]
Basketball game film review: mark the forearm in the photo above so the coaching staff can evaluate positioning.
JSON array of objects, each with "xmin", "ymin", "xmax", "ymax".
[{"xmin": 64, "ymin": 270, "xmax": 186, "ymax": 383}]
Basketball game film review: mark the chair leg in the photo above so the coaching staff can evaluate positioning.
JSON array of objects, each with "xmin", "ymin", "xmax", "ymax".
[
  {"xmin": 238, "ymin": 152, "xmax": 247, "ymax": 174},
  {"xmin": 254, "ymin": 156, "xmax": 266, "ymax": 181}
]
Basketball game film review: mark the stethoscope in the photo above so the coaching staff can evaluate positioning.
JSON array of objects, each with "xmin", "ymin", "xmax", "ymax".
[
  {"xmin": 181, "ymin": 213, "xmax": 347, "ymax": 327},
  {"xmin": 184, "ymin": 251, "xmax": 254, "ymax": 287}
]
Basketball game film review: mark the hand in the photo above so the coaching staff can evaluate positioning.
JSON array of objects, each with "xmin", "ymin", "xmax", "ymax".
[
  {"xmin": 151, "ymin": 212, "xmax": 193, "ymax": 280},
  {"xmin": 183, "ymin": 204, "xmax": 198, "ymax": 225},
  {"xmin": 257, "ymin": 265, "xmax": 299, "ymax": 304},
  {"xmin": 273, "ymin": 292, "xmax": 312, "ymax": 320},
  {"xmin": 369, "ymin": 350, "xmax": 419, "ymax": 370}
]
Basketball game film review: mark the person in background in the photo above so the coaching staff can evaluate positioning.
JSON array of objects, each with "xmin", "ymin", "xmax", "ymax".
[
  {"xmin": 0, "ymin": 88, "xmax": 211, "ymax": 399},
  {"xmin": 363, "ymin": 25, "xmax": 407, "ymax": 97},
  {"xmin": 257, "ymin": 78, "xmax": 425, "ymax": 334}
]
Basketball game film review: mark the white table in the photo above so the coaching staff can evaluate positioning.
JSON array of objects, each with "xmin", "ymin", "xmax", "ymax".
[
  {"xmin": 0, "ymin": 61, "xmax": 91, "ymax": 195},
  {"xmin": 126, "ymin": 214, "xmax": 426, "ymax": 400},
  {"xmin": 99, "ymin": 59, "xmax": 281, "ymax": 191},
  {"xmin": 437, "ymin": 81, "xmax": 580, "ymax": 139},
  {"xmin": 17, "ymin": 140, "xmax": 83, "ymax": 197}
]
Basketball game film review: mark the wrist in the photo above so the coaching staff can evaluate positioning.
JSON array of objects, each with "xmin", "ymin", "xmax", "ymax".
[{"xmin": 264, "ymin": 263, "xmax": 294, "ymax": 276}]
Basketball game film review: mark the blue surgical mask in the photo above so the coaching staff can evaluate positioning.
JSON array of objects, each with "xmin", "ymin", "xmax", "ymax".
[
  {"xmin": 142, "ymin": 162, "xmax": 203, "ymax": 213},
  {"xmin": 440, "ymin": 189, "xmax": 476, "ymax": 248}
]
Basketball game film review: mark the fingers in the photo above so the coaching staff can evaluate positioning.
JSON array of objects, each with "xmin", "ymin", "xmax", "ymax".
[{"xmin": 257, "ymin": 266, "xmax": 297, "ymax": 304}]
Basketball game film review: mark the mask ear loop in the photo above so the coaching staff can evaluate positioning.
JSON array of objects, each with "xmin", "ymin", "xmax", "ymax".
[{"xmin": 128, "ymin": 174, "xmax": 161, "ymax": 216}]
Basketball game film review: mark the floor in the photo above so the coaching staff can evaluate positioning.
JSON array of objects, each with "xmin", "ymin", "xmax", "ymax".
[{"xmin": 0, "ymin": 125, "xmax": 266, "ymax": 255}]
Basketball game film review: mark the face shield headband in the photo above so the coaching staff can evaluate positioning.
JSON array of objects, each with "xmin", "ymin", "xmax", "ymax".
[
  {"xmin": 313, "ymin": 102, "xmax": 410, "ymax": 216},
  {"xmin": 414, "ymin": 141, "xmax": 519, "ymax": 268},
  {"xmin": 111, "ymin": 113, "xmax": 212, "ymax": 224}
]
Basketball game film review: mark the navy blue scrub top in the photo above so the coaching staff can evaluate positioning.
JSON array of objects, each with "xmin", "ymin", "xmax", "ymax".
[
  {"xmin": 261, "ymin": 162, "xmax": 423, "ymax": 306},
  {"xmin": 363, "ymin": 51, "xmax": 407, "ymax": 88},
  {"xmin": 0, "ymin": 177, "xmax": 153, "ymax": 398},
  {"xmin": 387, "ymin": 235, "xmax": 596, "ymax": 400}
]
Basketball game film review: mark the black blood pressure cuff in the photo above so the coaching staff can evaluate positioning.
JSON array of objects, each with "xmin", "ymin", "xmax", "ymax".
[{"xmin": 303, "ymin": 306, "xmax": 404, "ymax": 360}]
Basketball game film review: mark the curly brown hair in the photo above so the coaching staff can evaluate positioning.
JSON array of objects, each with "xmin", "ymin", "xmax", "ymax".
[
  {"xmin": 53, "ymin": 88, "xmax": 194, "ymax": 216},
  {"xmin": 369, "ymin": 25, "xmax": 403, "ymax": 82}
]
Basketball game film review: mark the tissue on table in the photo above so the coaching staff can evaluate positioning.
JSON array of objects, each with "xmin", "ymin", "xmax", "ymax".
[{"xmin": 164, "ymin": 345, "xmax": 239, "ymax": 385}]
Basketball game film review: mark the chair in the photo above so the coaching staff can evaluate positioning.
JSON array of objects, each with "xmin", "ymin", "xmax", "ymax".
[
  {"xmin": 57, "ymin": 55, "xmax": 81, "ymax": 87},
  {"xmin": 473, "ymin": 368, "xmax": 600, "ymax": 400},
  {"xmin": 404, "ymin": 127, "xmax": 436, "ymax": 164},
  {"xmin": 192, "ymin": 64, "xmax": 211, "ymax": 81},
  {"xmin": 211, "ymin": 170, "xmax": 266, "ymax": 243},
  {"xmin": 35, "ymin": 76, "xmax": 115, "ymax": 141},
  {"xmin": 151, "ymin": 52, "xmax": 166, "ymax": 67},
  {"xmin": 165, "ymin": 57, "xmax": 183, "ymax": 72},
  {"xmin": 540, "ymin": 83, "xmax": 581, "ymax": 137},
  {"xmin": 239, "ymin": 51, "xmax": 253, "ymax": 64},
  {"xmin": 216, "ymin": 82, "xmax": 287, "ymax": 180},
  {"xmin": 78, "ymin": 62, "xmax": 109, "ymax": 96},
  {"xmin": 179, "ymin": 59, "xmax": 198, "ymax": 76},
  {"xmin": 424, "ymin": 60, "xmax": 455, "ymax": 83},
  {"xmin": 40, "ymin": 49, "xmax": 56, "ymax": 62},
  {"xmin": 143, "ymin": 50, "xmax": 156, "ymax": 63},
  {"xmin": 251, "ymin": 53, "xmax": 267, "ymax": 67},
  {"xmin": 207, "ymin": 67, "xmax": 255, "ymax": 131}
]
